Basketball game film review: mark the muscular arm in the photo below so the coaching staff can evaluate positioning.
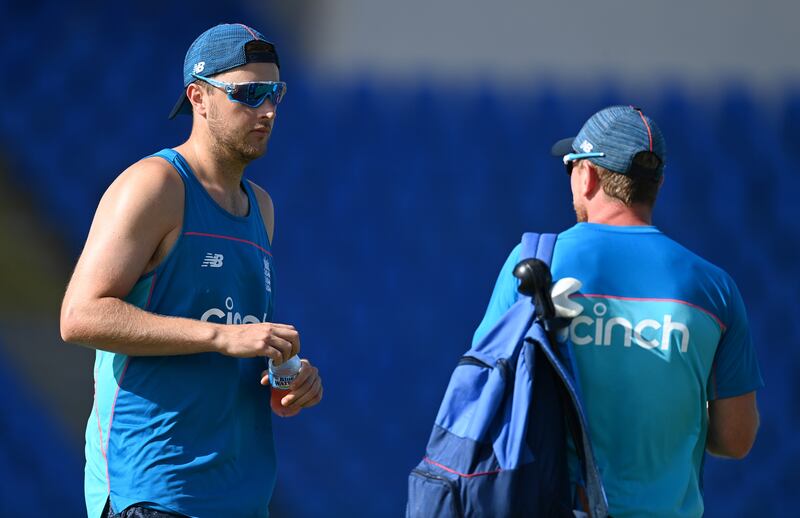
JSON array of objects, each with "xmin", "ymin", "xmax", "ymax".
[
  {"xmin": 706, "ymin": 391, "xmax": 760, "ymax": 459},
  {"xmin": 60, "ymin": 159, "xmax": 297, "ymax": 361}
]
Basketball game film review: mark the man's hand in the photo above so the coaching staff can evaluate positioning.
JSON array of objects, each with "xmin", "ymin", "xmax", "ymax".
[
  {"xmin": 260, "ymin": 359, "xmax": 323, "ymax": 415},
  {"xmin": 218, "ymin": 323, "xmax": 300, "ymax": 364}
]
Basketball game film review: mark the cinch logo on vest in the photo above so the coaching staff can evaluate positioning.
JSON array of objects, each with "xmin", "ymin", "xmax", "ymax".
[
  {"xmin": 200, "ymin": 296, "xmax": 267, "ymax": 324},
  {"xmin": 567, "ymin": 301, "xmax": 691, "ymax": 352}
]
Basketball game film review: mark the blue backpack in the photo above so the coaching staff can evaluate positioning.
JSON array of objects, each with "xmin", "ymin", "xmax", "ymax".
[{"xmin": 406, "ymin": 233, "xmax": 609, "ymax": 518}]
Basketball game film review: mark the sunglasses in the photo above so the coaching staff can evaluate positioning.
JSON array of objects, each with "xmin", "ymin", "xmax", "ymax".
[
  {"xmin": 562, "ymin": 152, "xmax": 605, "ymax": 175},
  {"xmin": 192, "ymin": 73, "xmax": 287, "ymax": 108}
]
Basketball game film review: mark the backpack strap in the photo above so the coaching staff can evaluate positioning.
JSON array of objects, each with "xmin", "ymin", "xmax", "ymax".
[
  {"xmin": 520, "ymin": 232, "xmax": 558, "ymax": 266},
  {"xmin": 523, "ymin": 234, "xmax": 608, "ymax": 516}
]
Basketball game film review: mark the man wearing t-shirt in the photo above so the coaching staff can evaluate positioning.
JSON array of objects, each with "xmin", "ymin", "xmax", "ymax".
[{"xmin": 473, "ymin": 106, "xmax": 763, "ymax": 517}]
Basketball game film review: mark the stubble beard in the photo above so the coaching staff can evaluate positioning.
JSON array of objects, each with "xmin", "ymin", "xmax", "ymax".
[
  {"xmin": 574, "ymin": 201, "xmax": 588, "ymax": 223},
  {"xmin": 207, "ymin": 104, "xmax": 269, "ymax": 164}
]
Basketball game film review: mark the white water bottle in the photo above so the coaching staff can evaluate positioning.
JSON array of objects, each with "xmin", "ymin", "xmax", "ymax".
[{"xmin": 268, "ymin": 355, "xmax": 301, "ymax": 417}]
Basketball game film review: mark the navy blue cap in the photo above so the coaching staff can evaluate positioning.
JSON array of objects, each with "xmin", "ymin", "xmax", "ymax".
[
  {"xmin": 551, "ymin": 105, "xmax": 666, "ymax": 176},
  {"xmin": 169, "ymin": 23, "xmax": 280, "ymax": 119}
]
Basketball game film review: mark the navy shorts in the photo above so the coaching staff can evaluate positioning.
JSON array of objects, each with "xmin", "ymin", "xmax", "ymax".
[{"xmin": 102, "ymin": 498, "xmax": 188, "ymax": 518}]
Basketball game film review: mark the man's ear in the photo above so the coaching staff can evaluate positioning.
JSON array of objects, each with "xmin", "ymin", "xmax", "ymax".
[
  {"xmin": 583, "ymin": 161, "xmax": 601, "ymax": 198},
  {"xmin": 186, "ymin": 83, "xmax": 208, "ymax": 117}
]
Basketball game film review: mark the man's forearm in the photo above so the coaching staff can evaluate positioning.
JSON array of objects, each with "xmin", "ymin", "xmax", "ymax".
[
  {"xmin": 706, "ymin": 395, "xmax": 760, "ymax": 459},
  {"xmin": 706, "ymin": 430, "xmax": 753, "ymax": 460},
  {"xmin": 61, "ymin": 296, "xmax": 221, "ymax": 356}
]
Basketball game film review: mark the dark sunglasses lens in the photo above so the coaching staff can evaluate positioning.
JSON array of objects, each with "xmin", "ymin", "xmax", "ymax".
[
  {"xmin": 261, "ymin": 83, "xmax": 285, "ymax": 105},
  {"xmin": 234, "ymin": 83, "xmax": 286, "ymax": 107}
]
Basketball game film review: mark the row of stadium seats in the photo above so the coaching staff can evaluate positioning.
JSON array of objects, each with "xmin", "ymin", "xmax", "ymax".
[{"xmin": 0, "ymin": 343, "xmax": 83, "ymax": 516}]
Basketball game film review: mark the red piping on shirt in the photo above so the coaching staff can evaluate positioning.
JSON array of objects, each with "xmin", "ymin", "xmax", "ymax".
[
  {"xmin": 184, "ymin": 231, "xmax": 272, "ymax": 256},
  {"xmin": 571, "ymin": 293, "xmax": 726, "ymax": 331},
  {"xmin": 105, "ymin": 358, "xmax": 131, "ymax": 492},
  {"xmin": 423, "ymin": 457, "xmax": 502, "ymax": 478}
]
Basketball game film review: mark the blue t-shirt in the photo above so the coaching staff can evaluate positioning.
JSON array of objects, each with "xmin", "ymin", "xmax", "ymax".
[
  {"xmin": 85, "ymin": 149, "xmax": 277, "ymax": 518},
  {"xmin": 473, "ymin": 223, "xmax": 763, "ymax": 518}
]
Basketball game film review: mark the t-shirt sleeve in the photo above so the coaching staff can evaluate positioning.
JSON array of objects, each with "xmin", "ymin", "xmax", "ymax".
[
  {"xmin": 471, "ymin": 244, "xmax": 522, "ymax": 347},
  {"xmin": 708, "ymin": 279, "xmax": 764, "ymax": 400}
]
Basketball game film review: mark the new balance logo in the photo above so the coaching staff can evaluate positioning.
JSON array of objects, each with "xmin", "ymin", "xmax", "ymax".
[{"xmin": 201, "ymin": 253, "xmax": 224, "ymax": 268}]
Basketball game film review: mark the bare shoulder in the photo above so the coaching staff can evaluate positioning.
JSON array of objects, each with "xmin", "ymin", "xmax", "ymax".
[
  {"xmin": 66, "ymin": 156, "xmax": 185, "ymax": 301},
  {"xmin": 248, "ymin": 180, "xmax": 275, "ymax": 243},
  {"xmin": 111, "ymin": 156, "xmax": 183, "ymax": 201},
  {"xmin": 101, "ymin": 156, "xmax": 184, "ymax": 226}
]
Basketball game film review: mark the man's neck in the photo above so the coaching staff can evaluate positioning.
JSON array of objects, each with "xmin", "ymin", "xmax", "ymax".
[
  {"xmin": 174, "ymin": 134, "xmax": 250, "ymax": 216},
  {"xmin": 586, "ymin": 202, "xmax": 653, "ymax": 226},
  {"xmin": 181, "ymin": 134, "xmax": 246, "ymax": 189}
]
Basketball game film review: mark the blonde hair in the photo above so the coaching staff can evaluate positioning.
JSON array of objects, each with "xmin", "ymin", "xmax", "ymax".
[{"xmin": 595, "ymin": 153, "xmax": 662, "ymax": 207}]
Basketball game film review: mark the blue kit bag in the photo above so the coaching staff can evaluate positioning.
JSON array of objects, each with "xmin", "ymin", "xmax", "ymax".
[{"xmin": 406, "ymin": 233, "xmax": 608, "ymax": 517}]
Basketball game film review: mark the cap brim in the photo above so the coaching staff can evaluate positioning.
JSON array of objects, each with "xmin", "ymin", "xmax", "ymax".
[
  {"xmin": 168, "ymin": 92, "xmax": 192, "ymax": 120},
  {"xmin": 550, "ymin": 137, "xmax": 576, "ymax": 157}
]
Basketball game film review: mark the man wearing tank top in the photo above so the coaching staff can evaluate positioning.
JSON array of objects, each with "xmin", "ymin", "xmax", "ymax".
[
  {"xmin": 473, "ymin": 106, "xmax": 763, "ymax": 517},
  {"xmin": 60, "ymin": 24, "xmax": 323, "ymax": 518}
]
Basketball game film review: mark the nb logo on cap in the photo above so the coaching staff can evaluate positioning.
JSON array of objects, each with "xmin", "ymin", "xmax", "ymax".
[
  {"xmin": 193, "ymin": 61, "xmax": 206, "ymax": 74},
  {"xmin": 580, "ymin": 140, "xmax": 594, "ymax": 153}
]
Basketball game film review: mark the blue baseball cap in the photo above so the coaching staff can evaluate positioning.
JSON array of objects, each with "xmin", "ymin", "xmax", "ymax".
[
  {"xmin": 168, "ymin": 23, "xmax": 280, "ymax": 119},
  {"xmin": 551, "ymin": 105, "xmax": 666, "ymax": 177}
]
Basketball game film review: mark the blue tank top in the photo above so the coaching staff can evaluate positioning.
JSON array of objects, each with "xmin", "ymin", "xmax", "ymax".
[{"xmin": 85, "ymin": 149, "xmax": 277, "ymax": 518}]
